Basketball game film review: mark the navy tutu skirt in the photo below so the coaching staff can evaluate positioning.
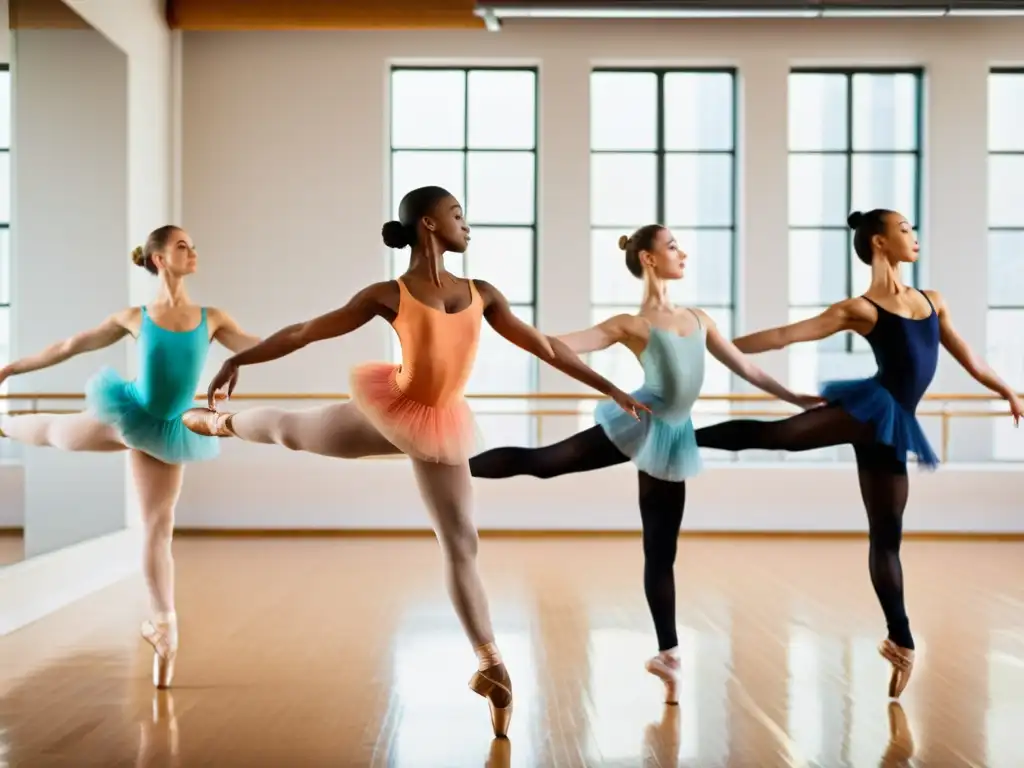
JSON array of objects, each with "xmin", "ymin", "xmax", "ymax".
[
  {"xmin": 85, "ymin": 367, "xmax": 219, "ymax": 465},
  {"xmin": 821, "ymin": 377, "xmax": 939, "ymax": 469}
]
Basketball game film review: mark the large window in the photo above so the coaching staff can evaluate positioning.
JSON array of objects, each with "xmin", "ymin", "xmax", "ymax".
[
  {"xmin": 587, "ymin": 69, "xmax": 736, "ymax": 425},
  {"xmin": 0, "ymin": 65, "xmax": 10, "ymax": 374},
  {"xmin": 987, "ymin": 70, "xmax": 1024, "ymax": 461},
  {"xmin": 389, "ymin": 67, "xmax": 538, "ymax": 447},
  {"xmin": 787, "ymin": 70, "xmax": 923, "ymax": 395}
]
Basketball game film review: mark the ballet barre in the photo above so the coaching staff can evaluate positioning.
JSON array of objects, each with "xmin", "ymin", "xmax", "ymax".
[{"xmin": 0, "ymin": 391, "xmax": 1019, "ymax": 464}]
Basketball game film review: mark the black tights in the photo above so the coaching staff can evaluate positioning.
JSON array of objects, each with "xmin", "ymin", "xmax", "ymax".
[
  {"xmin": 470, "ymin": 405, "xmax": 916, "ymax": 650},
  {"xmin": 471, "ymin": 429, "xmax": 685, "ymax": 650},
  {"xmin": 696, "ymin": 405, "xmax": 914, "ymax": 649}
]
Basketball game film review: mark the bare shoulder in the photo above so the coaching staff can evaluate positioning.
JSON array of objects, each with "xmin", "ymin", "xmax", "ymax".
[
  {"xmin": 113, "ymin": 306, "xmax": 142, "ymax": 336},
  {"xmin": 604, "ymin": 312, "xmax": 646, "ymax": 337},
  {"xmin": 831, "ymin": 296, "xmax": 876, "ymax": 321},
  {"xmin": 921, "ymin": 288, "xmax": 946, "ymax": 312},
  {"xmin": 689, "ymin": 307, "xmax": 717, "ymax": 331}
]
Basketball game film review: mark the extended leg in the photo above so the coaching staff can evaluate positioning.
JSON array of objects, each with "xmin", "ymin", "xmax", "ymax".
[
  {"xmin": 187, "ymin": 402, "xmax": 401, "ymax": 459},
  {"xmin": 695, "ymin": 404, "xmax": 874, "ymax": 453},
  {"xmin": 130, "ymin": 450, "xmax": 185, "ymax": 689},
  {"xmin": 411, "ymin": 459, "xmax": 512, "ymax": 737},
  {"xmin": 470, "ymin": 425, "xmax": 628, "ymax": 479},
  {"xmin": 636, "ymin": 472, "xmax": 687, "ymax": 704},
  {"xmin": 855, "ymin": 444, "xmax": 915, "ymax": 698},
  {"xmin": 0, "ymin": 411, "xmax": 126, "ymax": 451}
]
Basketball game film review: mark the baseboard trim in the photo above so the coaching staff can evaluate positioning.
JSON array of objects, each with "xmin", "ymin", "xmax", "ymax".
[
  {"xmin": 173, "ymin": 528, "xmax": 1024, "ymax": 541},
  {"xmin": 0, "ymin": 528, "xmax": 142, "ymax": 636}
]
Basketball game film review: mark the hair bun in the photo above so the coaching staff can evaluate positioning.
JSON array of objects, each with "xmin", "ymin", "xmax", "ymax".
[
  {"xmin": 381, "ymin": 220, "xmax": 409, "ymax": 249},
  {"xmin": 617, "ymin": 234, "xmax": 630, "ymax": 251},
  {"xmin": 847, "ymin": 211, "xmax": 865, "ymax": 229},
  {"xmin": 131, "ymin": 245, "xmax": 145, "ymax": 265}
]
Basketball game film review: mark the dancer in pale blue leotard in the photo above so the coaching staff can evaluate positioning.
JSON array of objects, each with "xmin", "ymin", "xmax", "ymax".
[
  {"xmin": 0, "ymin": 225, "xmax": 259, "ymax": 690},
  {"xmin": 470, "ymin": 224, "xmax": 821, "ymax": 702}
]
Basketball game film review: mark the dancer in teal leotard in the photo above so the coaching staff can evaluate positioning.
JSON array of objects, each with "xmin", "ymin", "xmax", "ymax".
[
  {"xmin": 0, "ymin": 225, "xmax": 259, "ymax": 689},
  {"xmin": 470, "ymin": 224, "xmax": 822, "ymax": 702}
]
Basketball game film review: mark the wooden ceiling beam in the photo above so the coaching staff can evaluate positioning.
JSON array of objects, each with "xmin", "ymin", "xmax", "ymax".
[
  {"xmin": 9, "ymin": 0, "xmax": 92, "ymax": 30},
  {"xmin": 167, "ymin": 0, "xmax": 484, "ymax": 30}
]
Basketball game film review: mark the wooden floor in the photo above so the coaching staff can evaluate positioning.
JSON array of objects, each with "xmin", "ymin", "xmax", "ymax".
[{"xmin": 1, "ymin": 536, "xmax": 1023, "ymax": 767}]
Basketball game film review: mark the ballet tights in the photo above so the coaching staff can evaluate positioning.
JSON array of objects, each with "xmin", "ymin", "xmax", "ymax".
[
  {"xmin": 225, "ymin": 402, "xmax": 503, "ymax": 656},
  {"xmin": 470, "ymin": 429, "xmax": 686, "ymax": 651},
  {"xmin": 638, "ymin": 472, "xmax": 686, "ymax": 652},
  {"xmin": 0, "ymin": 412, "xmax": 184, "ymax": 630},
  {"xmin": 225, "ymin": 402, "xmax": 401, "ymax": 458},
  {"xmin": 131, "ymin": 450, "xmax": 185, "ymax": 621},
  {"xmin": 695, "ymin": 405, "xmax": 914, "ymax": 649},
  {"xmin": 0, "ymin": 411, "xmax": 126, "ymax": 451},
  {"xmin": 469, "ymin": 425, "xmax": 628, "ymax": 479}
]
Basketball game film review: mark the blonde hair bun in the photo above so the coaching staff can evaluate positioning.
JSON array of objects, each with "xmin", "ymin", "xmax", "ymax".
[
  {"xmin": 617, "ymin": 234, "xmax": 630, "ymax": 251},
  {"xmin": 131, "ymin": 245, "xmax": 145, "ymax": 265}
]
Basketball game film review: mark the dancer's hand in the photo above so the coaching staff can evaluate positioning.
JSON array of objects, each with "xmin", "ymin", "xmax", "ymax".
[
  {"xmin": 1009, "ymin": 393, "xmax": 1022, "ymax": 427},
  {"xmin": 793, "ymin": 394, "xmax": 827, "ymax": 410},
  {"xmin": 207, "ymin": 359, "xmax": 240, "ymax": 409},
  {"xmin": 612, "ymin": 389, "xmax": 651, "ymax": 421}
]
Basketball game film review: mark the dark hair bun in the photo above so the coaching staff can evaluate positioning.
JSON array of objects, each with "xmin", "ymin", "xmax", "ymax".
[
  {"xmin": 131, "ymin": 245, "xmax": 145, "ymax": 266},
  {"xmin": 381, "ymin": 221, "xmax": 409, "ymax": 249},
  {"xmin": 617, "ymin": 234, "xmax": 630, "ymax": 251},
  {"xmin": 847, "ymin": 211, "xmax": 864, "ymax": 229}
]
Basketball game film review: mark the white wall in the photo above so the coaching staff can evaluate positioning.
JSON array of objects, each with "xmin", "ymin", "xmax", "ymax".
[
  {"xmin": 10, "ymin": 28, "xmax": 129, "ymax": 557},
  {"xmin": 173, "ymin": 19, "xmax": 1024, "ymax": 532}
]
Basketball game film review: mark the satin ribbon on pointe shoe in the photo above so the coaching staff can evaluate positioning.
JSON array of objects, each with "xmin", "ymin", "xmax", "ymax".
[
  {"xmin": 141, "ymin": 620, "xmax": 177, "ymax": 689},
  {"xmin": 469, "ymin": 664, "xmax": 513, "ymax": 738},
  {"xmin": 645, "ymin": 655, "xmax": 681, "ymax": 705},
  {"xmin": 181, "ymin": 407, "xmax": 234, "ymax": 437},
  {"xmin": 878, "ymin": 638, "xmax": 914, "ymax": 698}
]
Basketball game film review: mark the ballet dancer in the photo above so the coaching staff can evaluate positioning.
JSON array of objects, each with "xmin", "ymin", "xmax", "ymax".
[
  {"xmin": 469, "ymin": 224, "xmax": 822, "ymax": 702},
  {"xmin": 180, "ymin": 185, "xmax": 648, "ymax": 738},
  {"xmin": 0, "ymin": 225, "xmax": 260, "ymax": 689},
  {"xmin": 693, "ymin": 209, "xmax": 1022, "ymax": 697}
]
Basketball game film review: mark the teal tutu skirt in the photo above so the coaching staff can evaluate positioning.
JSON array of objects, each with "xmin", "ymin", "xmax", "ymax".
[
  {"xmin": 85, "ymin": 367, "xmax": 219, "ymax": 465},
  {"xmin": 595, "ymin": 387, "xmax": 702, "ymax": 483},
  {"xmin": 821, "ymin": 377, "xmax": 939, "ymax": 469}
]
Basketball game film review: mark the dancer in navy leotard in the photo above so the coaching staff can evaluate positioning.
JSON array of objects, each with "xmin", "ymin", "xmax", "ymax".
[{"xmin": 696, "ymin": 209, "xmax": 1022, "ymax": 698}]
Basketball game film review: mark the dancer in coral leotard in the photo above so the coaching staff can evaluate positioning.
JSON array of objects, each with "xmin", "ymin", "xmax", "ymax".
[{"xmin": 182, "ymin": 186, "xmax": 647, "ymax": 738}]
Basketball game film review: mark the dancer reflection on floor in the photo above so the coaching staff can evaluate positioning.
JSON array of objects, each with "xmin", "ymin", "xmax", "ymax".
[
  {"xmin": 0, "ymin": 225, "xmax": 260, "ymax": 689},
  {"xmin": 181, "ymin": 185, "xmax": 648, "ymax": 738},
  {"xmin": 470, "ymin": 224, "xmax": 822, "ymax": 702},
  {"xmin": 693, "ymin": 209, "xmax": 1022, "ymax": 697}
]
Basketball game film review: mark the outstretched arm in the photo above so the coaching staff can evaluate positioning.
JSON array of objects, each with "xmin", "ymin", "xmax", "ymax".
[
  {"xmin": 557, "ymin": 315, "xmax": 632, "ymax": 355},
  {"xmin": 732, "ymin": 299, "xmax": 871, "ymax": 354},
  {"xmin": 206, "ymin": 283, "xmax": 391, "ymax": 405},
  {"xmin": 475, "ymin": 281, "xmax": 649, "ymax": 417},
  {"xmin": 0, "ymin": 311, "xmax": 131, "ymax": 380},
  {"xmin": 931, "ymin": 290, "xmax": 1022, "ymax": 424},
  {"xmin": 702, "ymin": 312, "xmax": 824, "ymax": 409},
  {"xmin": 208, "ymin": 308, "xmax": 261, "ymax": 354},
  {"xmin": 226, "ymin": 283, "xmax": 389, "ymax": 368}
]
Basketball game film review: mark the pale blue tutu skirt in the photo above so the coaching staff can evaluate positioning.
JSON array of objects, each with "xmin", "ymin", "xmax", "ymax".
[
  {"xmin": 85, "ymin": 367, "xmax": 219, "ymax": 465},
  {"xmin": 595, "ymin": 387, "xmax": 702, "ymax": 483},
  {"xmin": 821, "ymin": 377, "xmax": 939, "ymax": 469}
]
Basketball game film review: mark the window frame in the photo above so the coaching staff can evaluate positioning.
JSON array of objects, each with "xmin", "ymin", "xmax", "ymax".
[
  {"xmin": 388, "ymin": 65, "xmax": 539, "ymax": 325},
  {"xmin": 589, "ymin": 66, "xmax": 739, "ymax": 316},
  {"xmin": 0, "ymin": 63, "xmax": 9, "ymax": 312},
  {"xmin": 787, "ymin": 67, "xmax": 924, "ymax": 353},
  {"xmin": 988, "ymin": 67, "xmax": 1024, "ymax": 313}
]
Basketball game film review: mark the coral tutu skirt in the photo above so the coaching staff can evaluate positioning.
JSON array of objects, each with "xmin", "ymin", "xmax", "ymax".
[{"xmin": 349, "ymin": 363, "xmax": 482, "ymax": 465}]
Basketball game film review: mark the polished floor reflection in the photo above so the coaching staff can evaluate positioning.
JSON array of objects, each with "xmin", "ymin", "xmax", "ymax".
[{"xmin": 1, "ymin": 535, "xmax": 1022, "ymax": 766}]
